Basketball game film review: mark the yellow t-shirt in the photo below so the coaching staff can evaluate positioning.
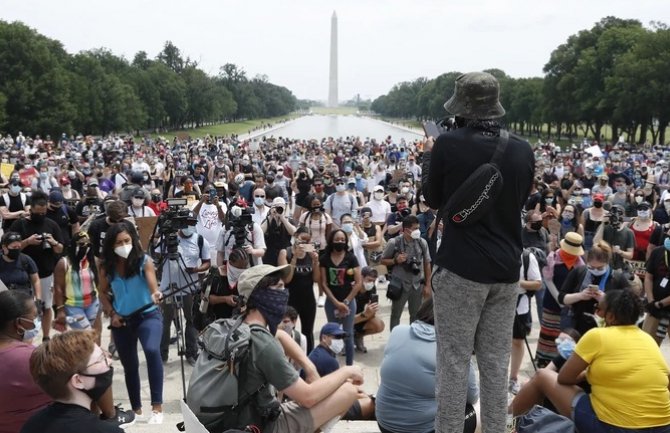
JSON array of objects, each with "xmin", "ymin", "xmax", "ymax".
[{"xmin": 575, "ymin": 325, "xmax": 670, "ymax": 428}]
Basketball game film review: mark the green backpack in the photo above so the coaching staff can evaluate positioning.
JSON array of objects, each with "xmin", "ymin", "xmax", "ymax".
[{"xmin": 186, "ymin": 315, "xmax": 268, "ymax": 431}]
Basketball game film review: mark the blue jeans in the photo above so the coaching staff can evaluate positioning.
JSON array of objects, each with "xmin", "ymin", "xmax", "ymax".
[
  {"xmin": 111, "ymin": 309, "xmax": 164, "ymax": 410},
  {"xmin": 65, "ymin": 298, "xmax": 100, "ymax": 329},
  {"xmin": 573, "ymin": 393, "xmax": 670, "ymax": 433},
  {"xmin": 324, "ymin": 297, "xmax": 356, "ymax": 366}
]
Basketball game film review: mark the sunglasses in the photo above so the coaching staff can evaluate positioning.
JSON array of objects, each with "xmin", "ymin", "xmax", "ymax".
[{"xmin": 254, "ymin": 195, "xmax": 266, "ymax": 198}]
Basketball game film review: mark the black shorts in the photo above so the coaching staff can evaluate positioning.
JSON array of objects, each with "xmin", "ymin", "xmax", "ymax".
[{"xmin": 513, "ymin": 312, "xmax": 531, "ymax": 339}]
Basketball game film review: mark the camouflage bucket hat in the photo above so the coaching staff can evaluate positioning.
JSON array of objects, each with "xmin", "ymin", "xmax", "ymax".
[{"xmin": 443, "ymin": 72, "xmax": 505, "ymax": 119}]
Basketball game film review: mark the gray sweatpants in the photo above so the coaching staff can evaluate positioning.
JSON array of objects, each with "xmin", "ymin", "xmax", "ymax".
[{"xmin": 432, "ymin": 267, "xmax": 517, "ymax": 433}]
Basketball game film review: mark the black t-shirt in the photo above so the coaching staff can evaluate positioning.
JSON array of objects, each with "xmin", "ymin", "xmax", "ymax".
[
  {"xmin": 0, "ymin": 193, "xmax": 29, "ymax": 230},
  {"xmin": 521, "ymin": 227, "xmax": 549, "ymax": 253},
  {"xmin": 20, "ymin": 402, "xmax": 122, "ymax": 433},
  {"xmin": 9, "ymin": 218, "xmax": 64, "ymax": 277},
  {"xmin": 423, "ymin": 127, "xmax": 535, "ymax": 283},
  {"xmin": 0, "ymin": 253, "xmax": 38, "ymax": 291},
  {"xmin": 75, "ymin": 198, "xmax": 103, "ymax": 221},
  {"xmin": 88, "ymin": 217, "xmax": 137, "ymax": 259},
  {"xmin": 46, "ymin": 205, "xmax": 78, "ymax": 247},
  {"xmin": 319, "ymin": 251, "xmax": 359, "ymax": 300},
  {"xmin": 646, "ymin": 246, "xmax": 670, "ymax": 302}
]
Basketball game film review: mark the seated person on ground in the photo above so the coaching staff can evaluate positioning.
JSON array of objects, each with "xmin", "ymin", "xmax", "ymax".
[{"xmin": 353, "ymin": 266, "xmax": 385, "ymax": 353}]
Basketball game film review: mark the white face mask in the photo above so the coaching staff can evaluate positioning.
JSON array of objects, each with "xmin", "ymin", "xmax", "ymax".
[
  {"xmin": 114, "ymin": 244, "xmax": 133, "ymax": 259},
  {"xmin": 364, "ymin": 281, "xmax": 375, "ymax": 291},
  {"xmin": 374, "ymin": 192, "xmax": 384, "ymax": 201},
  {"xmin": 329, "ymin": 338, "xmax": 344, "ymax": 354},
  {"xmin": 401, "ymin": 187, "xmax": 410, "ymax": 195},
  {"xmin": 336, "ymin": 184, "xmax": 346, "ymax": 193},
  {"xmin": 410, "ymin": 229, "xmax": 421, "ymax": 240},
  {"xmin": 227, "ymin": 263, "xmax": 245, "ymax": 286},
  {"xmin": 181, "ymin": 226, "xmax": 196, "ymax": 237},
  {"xmin": 634, "ymin": 196, "xmax": 644, "ymax": 204},
  {"xmin": 132, "ymin": 198, "xmax": 144, "ymax": 208}
]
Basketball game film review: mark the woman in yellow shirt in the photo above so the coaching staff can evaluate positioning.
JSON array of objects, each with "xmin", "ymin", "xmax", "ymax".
[{"xmin": 514, "ymin": 288, "xmax": 670, "ymax": 432}]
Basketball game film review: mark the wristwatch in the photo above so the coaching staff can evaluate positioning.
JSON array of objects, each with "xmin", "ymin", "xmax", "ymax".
[{"xmin": 343, "ymin": 299, "xmax": 350, "ymax": 306}]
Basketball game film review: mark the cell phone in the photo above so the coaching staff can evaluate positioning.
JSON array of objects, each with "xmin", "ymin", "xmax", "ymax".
[
  {"xmin": 302, "ymin": 243, "xmax": 315, "ymax": 253},
  {"xmin": 423, "ymin": 121, "xmax": 442, "ymax": 139},
  {"xmin": 588, "ymin": 284, "xmax": 599, "ymax": 292},
  {"xmin": 370, "ymin": 293, "xmax": 379, "ymax": 304}
]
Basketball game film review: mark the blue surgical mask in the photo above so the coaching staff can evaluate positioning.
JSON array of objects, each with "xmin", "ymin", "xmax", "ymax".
[
  {"xmin": 589, "ymin": 266, "xmax": 609, "ymax": 277},
  {"xmin": 556, "ymin": 338, "xmax": 576, "ymax": 359},
  {"xmin": 665, "ymin": 237, "xmax": 670, "ymax": 252},
  {"xmin": 342, "ymin": 223, "xmax": 354, "ymax": 233},
  {"xmin": 19, "ymin": 317, "xmax": 41, "ymax": 341},
  {"xmin": 181, "ymin": 227, "xmax": 195, "ymax": 237},
  {"xmin": 254, "ymin": 197, "xmax": 265, "ymax": 207}
]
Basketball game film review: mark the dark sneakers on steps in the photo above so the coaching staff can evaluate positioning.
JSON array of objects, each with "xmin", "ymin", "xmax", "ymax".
[{"xmin": 102, "ymin": 405, "xmax": 136, "ymax": 429}]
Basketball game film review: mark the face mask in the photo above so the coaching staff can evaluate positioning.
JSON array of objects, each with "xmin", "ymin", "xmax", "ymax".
[
  {"xmin": 562, "ymin": 212, "xmax": 574, "ymax": 220},
  {"xmin": 329, "ymin": 338, "xmax": 344, "ymax": 354},
  {"xmin": 589, "ymin": 265, "xmax": 608, "ymax": 277},
  {"xmin": 40, "ymin": 172, "xmax": 48, "ymax": 179},
  {"xmin": 254, "ymin": 197, "xmax": 265, "ymax": 207},
  {"xmin": 664, "ymin": 237, "xmax": 670, "ymax": 251},
  {"xmin": 6, "ymin": 248, "xmax": 20, "ymax": 260},
  {"xmin": 114, "ymin": 244, "xmax": 133, "ymax": 259},
  {"xmin": 336, "ymin": 184, "xmax": 346, "ymax": 193},
  {"xmin": 278, "ymin": 322, "xmax": 294, "ymax": 334},
  {"xmin": 634, "ymin": 196, "xmax": 644, "ymax": 204},
  {"xmin": 637, "ymin": 210, "xmax": 650, "ymax": 219},
  {"xmin": 364, "ymin": 282, "xmax": 375, "ymax": 291},
  {"xmin": 10, "ymin": 185, "xmax": 21, "ymax": 194},
  {"xmin": 593, "ymin": 201, "xmax": 603, "ymax": 208},
  {"xmin": 374, "ymin": 192, "xmax": 384, "ymax": 201},
  {"xmin": 616, "ymin": 186, "xmax": 626, "ymax": 194},
  {"xmin": 410, "ymin": 229, "xmax": 421, "ymax": 240},
  {"xmin": 79, "ymin": 367, "xmax": 114, "ymax": 402},
  {"xmin": 545, "ymin": 198, "xmax": 554, "ymax": 205},
  {"xmin": 332, "ymin": 242, "xmax": 347, "ymax": 252},
  {"xmin": 342, "ymin": 223, "xmax": 354, "ymax": 233},
  {"xmin": 556, "ymin": 338, "xmax": 576, "ymax": 359},
  {"xmin": 530, "ymin": 221, "xmax": 543, "ymax": 231},
  {"xmin": 401, "ymin": 187, "xmax": 410, "ymax": 195},
  {"xmin": 355, "ymin": 173, "xmax": 362, "ymax": 180},
  {"xmin": 151, "ymin": 194, "xmax": 161, "ymax": 203},
  {"xmin": 132, "ymin": 198, "xmax": 144, "ymax": 208},
  {"xmin": 181, "ymin": 227, "xmax": 195, "ymax": 237},
  {"xmin": 18, "ymin": 317, "xmax": 41, "ymax": 341},
  {"xmin": 30, "ymin": 213, "xmax": 45, "ymax": 224},
  {"xmin": 248, "ymin": 286, "xmax": 289, "ymax": 335}
]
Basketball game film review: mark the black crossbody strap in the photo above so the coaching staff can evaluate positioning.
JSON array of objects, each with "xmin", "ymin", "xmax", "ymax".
[{"xmin": 491, "ymin": 130, "xmax": 509, "ymax": 166}]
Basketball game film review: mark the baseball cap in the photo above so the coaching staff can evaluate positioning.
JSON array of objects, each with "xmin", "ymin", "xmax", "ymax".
[
  {"xmin": 593, "ymin": 193, "xmax": 605, "ymax": 202},
  {"xmin": 237, "ymin": 264, "xmax": 291, "ymax": 300},
  {"xmin": 320, "ymin": 322, "xmax": 347, "ymax": 338},
  {"xmin": 48, "ymin": 190, "xmax": 64, "ymax": 203},
  {"xmin": 272, "ymin": 197, "xmax": 286, "ymax": 208},
  {"xmin": 373, "ymin": 185, "xmax": 384, "ymax": 192},
  {"xmin": 87, "ymin": 178, "xmax": 99, "ymax": 187}
]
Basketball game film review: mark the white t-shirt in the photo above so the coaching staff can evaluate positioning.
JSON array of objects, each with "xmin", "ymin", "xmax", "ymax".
[
  {"xmin": 517, "ymin": 252, "xmax": 542, "ymax": 315},
  {"xmin": 196, "ymin": 202, "xmax": 227, "ymax": 259},
  {"xmin": 365, "ymin": 198, "xmax": 391, "ymax": 224},
  {"xmin": 128, "ymin": 205, "xmax": 156, "ymax": 217},
  {"xmin": 252, "ymin": 205, "xmax": 269, "ymax": 226}
]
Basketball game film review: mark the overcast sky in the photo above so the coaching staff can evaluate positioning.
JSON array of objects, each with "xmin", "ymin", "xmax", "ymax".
[{"xmin": 2, "ymin": 0, "xmax": 666, "ymax": 102}]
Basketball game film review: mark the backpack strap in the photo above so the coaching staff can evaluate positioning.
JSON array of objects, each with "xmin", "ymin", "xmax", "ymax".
[{"xmin": 522, "ymin": 249, "xmax": 530, "ymax": 281}]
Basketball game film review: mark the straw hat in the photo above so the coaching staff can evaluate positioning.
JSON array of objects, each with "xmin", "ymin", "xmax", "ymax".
[{"xmin": 560, "ymin": 232, "xmax": 584, "ymax": 256}]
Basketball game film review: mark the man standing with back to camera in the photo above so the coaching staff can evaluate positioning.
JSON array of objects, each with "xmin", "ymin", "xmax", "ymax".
[{"xmin": 422, "ymin": 72, "xmax": 534, "ymax": 433}]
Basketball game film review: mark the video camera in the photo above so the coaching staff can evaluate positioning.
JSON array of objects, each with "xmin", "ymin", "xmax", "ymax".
[
  {"xmin": 157, "ymin": 198, "xmax": 197, "ymax": 235},
  {"xmin": 227, "ymin": 201, "xmax": 255, "ymax": 249}
]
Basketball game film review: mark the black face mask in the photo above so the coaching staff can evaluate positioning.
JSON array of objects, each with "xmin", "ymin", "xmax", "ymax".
[
  {"xmin": 529, "ymin": 221, "xmax": 543, "ymax": 231},
  {"xmin": 248, "ymin": 287, "xmax": 289, "ymax": 335},
  {"xmin": 78, "ymin": 367, "xmax": 114, "ymax": 401},
  {"xmin": 593, "ymin": 201, "xmax": 603, "ymax": 209},
  {"xmin": 151, "ymin": 195, "xmax": 161, "ymax": 203},
  {"xmin": 6, "ymin": 248, "xmax": 20, "ymax": 260},
  {"xmin": 31, "ymin": 213, "xmax": 45, "ymax": 224},
  {"xmin": 332, "ymin": 242, "xmax": 347, "ymax": 252}
]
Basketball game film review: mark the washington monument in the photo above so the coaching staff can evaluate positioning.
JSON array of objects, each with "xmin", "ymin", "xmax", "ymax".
[{"xmin": 328, "ymin": 11, "xmax": 338, "ymax": 107}]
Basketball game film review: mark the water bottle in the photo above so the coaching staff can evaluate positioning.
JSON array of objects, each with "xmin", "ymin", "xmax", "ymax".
[{"xmin": 66, "ymin": 315, "xmax": 85, "ymax": 324}]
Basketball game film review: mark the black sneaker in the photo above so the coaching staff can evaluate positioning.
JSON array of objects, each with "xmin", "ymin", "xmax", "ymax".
[
  {"xmin": 102, "ymin": 405, "xmax": 136, "ymax": 429},
  {"xmin": 186, "ymin": 356, "xmax": 197, "ymax": 366}
]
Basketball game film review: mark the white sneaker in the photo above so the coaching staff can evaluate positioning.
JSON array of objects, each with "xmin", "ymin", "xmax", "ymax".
[
  {"xmin": 147, "ymin": 411, "xmax": 163, "ymax": 425},
  {"xmin": 317, "ymin": 295, "xmax": 326, "ymax": 308},
  {"xmin": 508, "ymin": 378, "xmax": 520, "ymax": 395}
]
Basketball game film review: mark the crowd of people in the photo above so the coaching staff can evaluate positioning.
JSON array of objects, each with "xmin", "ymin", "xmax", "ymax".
[{"xmin": 2, "ymin": 103, "xmax": 670, "ymax": 433}]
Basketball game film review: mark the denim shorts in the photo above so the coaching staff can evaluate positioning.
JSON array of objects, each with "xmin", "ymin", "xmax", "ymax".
[
  {"xmin": 573, "ymin": 393, "xmax": 670, "ymax": 433},
  {"xmin": 64, "ymin": 298, "xmax": 100, "ymax": 330}
]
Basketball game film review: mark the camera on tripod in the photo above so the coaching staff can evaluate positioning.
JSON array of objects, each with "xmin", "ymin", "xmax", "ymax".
[
  {"xmin": 227, "ymin": 201, "xmax": 255, "ymax": 249},
  {"xmin": 155, "ymin": 198, "xmax": 197, "ymax": 256}
]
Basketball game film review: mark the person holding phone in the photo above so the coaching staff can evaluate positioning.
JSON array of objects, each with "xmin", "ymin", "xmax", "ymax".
[
  {"xmin": 558, "ymin": 241, "xmax": 630, "ymax": 336},
  {"xmin": 353, "ymin": 267, "xmax": 385, "ymax": 353},
  {"xmin": 279, "ymin": 227, "xmax": 320, "ymax": 353}
]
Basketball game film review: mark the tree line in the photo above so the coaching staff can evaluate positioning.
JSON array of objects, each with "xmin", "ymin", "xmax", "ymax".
[
  {"xmin": 0, "ymin": 21, "xmax": 297, "ymax": 136},
  {"xmin": 371, "ymin": 17, "xmax": 670, "ymax": 145}
]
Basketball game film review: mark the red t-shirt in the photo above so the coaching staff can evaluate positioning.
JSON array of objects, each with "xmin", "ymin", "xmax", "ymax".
[{"xmin": 0, "ymin": 342, "xmax": 51, "ymax": 433}]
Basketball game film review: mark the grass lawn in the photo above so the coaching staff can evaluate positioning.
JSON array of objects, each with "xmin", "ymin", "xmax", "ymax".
[
  {"xmin": 139, "ymin": 114, "xmax": 301, "ymax": 139},
  {"xmin": 310, "ymin": 106, "xmax": 358, "ymax": 115}
]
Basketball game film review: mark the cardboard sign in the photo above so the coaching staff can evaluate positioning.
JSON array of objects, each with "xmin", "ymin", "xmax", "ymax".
[
  {"xmin": 134, "ymin": 216, "xmax": 158, "ymax": 252},
  {"xmin": 0, "ymin": 163, "xmax": 14, "ymax": 179}
]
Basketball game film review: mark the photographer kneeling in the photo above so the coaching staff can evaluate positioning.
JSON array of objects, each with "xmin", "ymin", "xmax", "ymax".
[
  {"xmin": 381, "ymin": 215, "xmax": 431, "ymax": 330},
  {"xmin": 156, "ymin": 221, "xmax": 210, "ymax": 366}
]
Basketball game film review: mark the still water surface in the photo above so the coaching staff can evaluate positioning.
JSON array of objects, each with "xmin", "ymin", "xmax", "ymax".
[{"xmin": 263, "ymin": 115, "xmax": 422, "ymax": 142}]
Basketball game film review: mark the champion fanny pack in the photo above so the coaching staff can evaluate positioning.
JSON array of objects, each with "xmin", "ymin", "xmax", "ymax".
[{"xmin": 443, "ymin": 130, "xmax": 509, "ymax": 226}]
